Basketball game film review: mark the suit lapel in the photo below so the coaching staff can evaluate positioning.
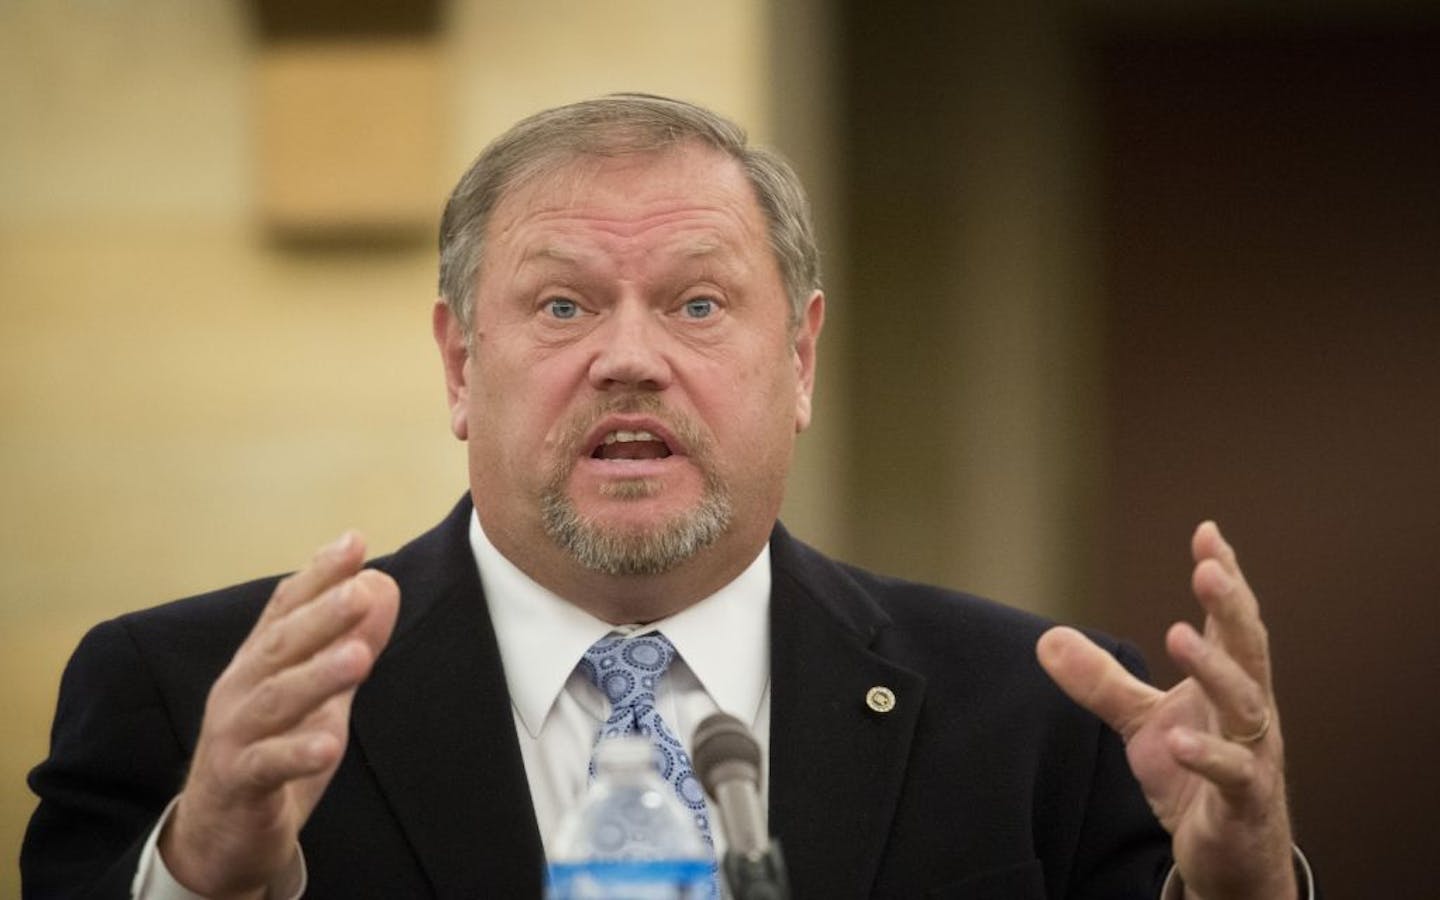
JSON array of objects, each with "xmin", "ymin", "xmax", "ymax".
[
  {"xmin": 767, "ymin": 527, "xmax": 927, "ymax": 900},
  {"xmin": 350, "ymin": 499, "xmax": 545, "ymax": 898}
]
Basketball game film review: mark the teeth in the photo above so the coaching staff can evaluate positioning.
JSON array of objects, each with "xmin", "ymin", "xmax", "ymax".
[{"xmin": 602, "ymin": 429, "xmax": 658, "ymax": 445}]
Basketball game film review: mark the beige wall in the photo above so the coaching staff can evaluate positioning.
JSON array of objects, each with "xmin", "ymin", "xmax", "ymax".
[{"xmin": 1, "ymin": 0, "xmax": 783, "ymax": 890}]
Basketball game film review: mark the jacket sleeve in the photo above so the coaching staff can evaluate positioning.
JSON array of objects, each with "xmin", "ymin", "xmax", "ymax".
[{"xmin": 22, "ymin": 617, "xmax": 192, "ymax": 899}]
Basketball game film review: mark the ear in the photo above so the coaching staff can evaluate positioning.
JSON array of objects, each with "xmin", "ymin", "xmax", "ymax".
[
  {"xmin": 792, "ymin": 290, "xmax": 825, "ymax": 433},
  {"xmin": 432, "ymin": 299, "xmax": 471, "ymax": 440}
]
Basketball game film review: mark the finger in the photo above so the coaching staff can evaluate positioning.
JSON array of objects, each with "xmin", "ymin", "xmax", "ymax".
[
  {"xmin": 1167, "ymin": 727, "xmax": 1269, "ymax": 809},
  {"xmin": 273, "ymin": 568, "xmax": 399, "ymax": 664},
  {"xmin": 1190, "ymin": 524, "xmax": 1272, "ymax": 687},
  {"xmin": 1037, "ymin": 627, "xmax": 1163, "ymax": 740},
  {"xmin": 255, "ymin": 531, "xmax": 367, "ymax": 631},
  {"xmin": 1191, "ymin": 520, "xmax": 1239, "ymax": 572},
  {"xmin": 230, "ymin": 729, "xmax": 348, "ymax": 797},
  {"xmin": 1191, "ymin": 522, "xmax": 1259, "ymax": 623},
  {"xmin": 346, "ymin": 569, "xmax": 401, "ymax": 660},
  {"xmin": 1166, "ymin": 622, "xmax": 1271, "ymax": 744},
  {"xmin": 227, "ymin": 637, "xmax": 376, "ymax": 744},
  {"xmin": 230, "ymin": 576, "xmax": 373, "ymax": 689}
]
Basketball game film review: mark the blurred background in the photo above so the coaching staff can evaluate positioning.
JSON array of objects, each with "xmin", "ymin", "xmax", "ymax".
[{"xmin": 3, "ymin": 1, "xmax": 1436, "ymax": 895}]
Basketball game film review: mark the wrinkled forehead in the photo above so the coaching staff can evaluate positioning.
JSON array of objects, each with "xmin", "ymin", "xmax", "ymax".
[{"xmin": 484, "ymin": 142, "xmax": 759, "ymax": 242}]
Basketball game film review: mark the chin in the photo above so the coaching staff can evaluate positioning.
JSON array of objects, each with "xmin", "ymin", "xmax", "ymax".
[
  {"xmin": 573, "ymin": 473, "xmax": 707, "ymax": 520},
  {"xmin": 541, "ymin": 484, "xmax": 733, "ymax": 578}
]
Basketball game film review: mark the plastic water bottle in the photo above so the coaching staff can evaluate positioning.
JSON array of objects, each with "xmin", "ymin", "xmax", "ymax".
[{"xmin": 547, "ymin": 736, "xmax": 714, "ymax": 899}]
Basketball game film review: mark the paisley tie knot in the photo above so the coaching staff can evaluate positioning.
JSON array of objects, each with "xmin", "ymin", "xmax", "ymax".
[{"xmin": 580, "ymin": 632, "xmax": 674, "ymax": 713}]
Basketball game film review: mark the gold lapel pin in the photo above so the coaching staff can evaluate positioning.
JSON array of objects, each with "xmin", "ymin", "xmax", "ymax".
[{"xmin": 865, "ymin": 685, "xmax": 896, "ymax": 713}]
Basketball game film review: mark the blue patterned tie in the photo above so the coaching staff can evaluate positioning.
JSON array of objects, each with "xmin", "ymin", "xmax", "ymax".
[{"xmin": 580, "ymin": 632, "xmax": 716, "ymax": 854}]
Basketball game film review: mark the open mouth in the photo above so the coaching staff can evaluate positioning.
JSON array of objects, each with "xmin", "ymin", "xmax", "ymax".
[{"xmin": 590, "ymin": 429, "xmax": 674, "ymax": 461}]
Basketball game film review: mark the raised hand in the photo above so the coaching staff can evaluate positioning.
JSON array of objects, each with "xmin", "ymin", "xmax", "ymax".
[
  {"xmin": 159, "ymin": 533, "xmax": 399, "ymax": 898},
  {"xmin": 1037, "ymin": 522, "xmax": 1296, "ymax": 900}
]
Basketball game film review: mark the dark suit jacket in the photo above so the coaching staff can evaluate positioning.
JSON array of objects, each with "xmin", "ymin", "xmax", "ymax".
[{"xmin": 24, "ymin": 497, "xmax": 1170, "ymax": 898}]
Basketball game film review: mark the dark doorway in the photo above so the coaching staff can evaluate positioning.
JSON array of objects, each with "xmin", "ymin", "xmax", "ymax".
[{"xmin": 1096, "ymin": 25, "xmax": 1440, "ymax": 898}]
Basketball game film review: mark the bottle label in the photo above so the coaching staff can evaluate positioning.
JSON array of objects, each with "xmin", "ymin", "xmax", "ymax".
[{"xmin": 546, "ymin": 858, "xmax": 713, "ymax": 899}]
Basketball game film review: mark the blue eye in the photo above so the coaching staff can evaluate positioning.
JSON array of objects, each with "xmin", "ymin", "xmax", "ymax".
[
  {"xmin": 682, "ymin": 297, "xmax": 715, "ymax": 319},
  {"xmin": 545, "ymin": 298, "xmax": 580, "ymax": 319}
]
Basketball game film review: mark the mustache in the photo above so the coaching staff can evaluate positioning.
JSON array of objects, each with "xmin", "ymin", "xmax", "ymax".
[{"xmin": 552, "ymin": 394, "xmax": 712, "ymax": 463}]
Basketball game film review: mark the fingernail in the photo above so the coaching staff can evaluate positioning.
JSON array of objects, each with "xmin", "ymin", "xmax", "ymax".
[
  {"xmin": 1036, "ymin": 630, "xmax": 1068, "ymax": 667},
  {"xmin": 1174, "ymin": 625, "xmax": 1201, "ymax": 654},
  {"xmin": 324, "ymin": 532, "xmax": 354, "ymax": 558}
]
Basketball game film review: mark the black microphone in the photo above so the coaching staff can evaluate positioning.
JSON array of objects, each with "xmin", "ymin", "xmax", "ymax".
[{"xmin": 692, "ymin": 712, "xmax": 790, "ymax": 900}]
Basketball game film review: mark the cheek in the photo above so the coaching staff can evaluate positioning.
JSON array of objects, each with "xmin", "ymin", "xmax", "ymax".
[
  {"xmin": 697, "ymin": 357, "xmax": 799, "ymax": 451},
  {"xmin": 474, "ymin": 352, "xmax": 583, "ymax": 443}
]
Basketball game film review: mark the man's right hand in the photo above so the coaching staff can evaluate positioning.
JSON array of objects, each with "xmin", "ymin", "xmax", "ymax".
[{"xmin": 158, "ymin": 532, "xmax": 400, "ymax": 899}]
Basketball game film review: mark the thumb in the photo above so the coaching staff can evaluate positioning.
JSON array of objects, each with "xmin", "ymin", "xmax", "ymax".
[{"xmin": 1037, "ymin": 626, "xmax": 1160, "ymax": 739}]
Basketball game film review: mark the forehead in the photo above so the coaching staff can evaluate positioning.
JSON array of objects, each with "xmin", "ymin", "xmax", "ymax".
[{"xmin": 483, "ymin": 143, "xmax": 769, "ymax": 261}]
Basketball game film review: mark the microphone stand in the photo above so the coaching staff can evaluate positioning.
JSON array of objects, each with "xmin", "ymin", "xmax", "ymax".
[
  {"xmin": 692, "ymin": 712, "xmax": 791, "ymax": 900},
  {"xmin": 721, "ymin": 839, "xmax": 790, "ymax": 900}
]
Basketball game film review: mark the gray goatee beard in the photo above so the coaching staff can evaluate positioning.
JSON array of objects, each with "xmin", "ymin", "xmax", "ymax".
[{"xmin": 539, "ymin": 398, "xmax": 734, "ymax": 576}]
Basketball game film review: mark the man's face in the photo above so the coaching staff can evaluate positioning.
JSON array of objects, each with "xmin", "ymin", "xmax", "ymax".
[{"xmin": 436, "ymin": 142, "xmax": 822, "ymax": 596}]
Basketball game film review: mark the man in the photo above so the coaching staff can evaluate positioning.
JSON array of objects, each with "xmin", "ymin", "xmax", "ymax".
[{"xmin": 24, "ymin": 94, "xmax": 1310, "ymax": 898}]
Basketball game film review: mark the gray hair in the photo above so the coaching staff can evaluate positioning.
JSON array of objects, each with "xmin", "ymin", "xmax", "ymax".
[{"xmin": 437, "ymin": 93, "xmax": 820, "ymax": 345}]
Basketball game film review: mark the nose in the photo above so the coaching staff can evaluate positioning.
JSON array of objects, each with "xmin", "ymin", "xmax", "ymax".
[{"xmin": 586, "ymin": 303, "xmax": 673, "ymax": 392}]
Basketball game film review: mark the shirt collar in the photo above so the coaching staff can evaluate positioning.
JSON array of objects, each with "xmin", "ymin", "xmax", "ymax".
[{"xmin": 470, "ymin": 510, "xmax": 771, "ymax": 739}]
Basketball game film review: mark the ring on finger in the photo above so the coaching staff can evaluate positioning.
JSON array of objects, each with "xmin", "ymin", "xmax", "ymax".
[{"xmin": 1223, "ymin": 706, "xmax": 1271, "ymax": 745}]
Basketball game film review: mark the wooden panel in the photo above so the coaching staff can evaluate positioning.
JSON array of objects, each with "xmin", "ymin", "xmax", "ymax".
[
  {"xmin": 250, "ymin": 0, "xmax": 440, "ymax": 39},
  {"xmin": 256, "ymin": 39, "xmax": 442, "ymax": 236}
]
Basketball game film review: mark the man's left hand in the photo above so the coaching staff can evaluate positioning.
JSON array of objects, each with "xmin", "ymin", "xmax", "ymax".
[{"xmin": 1037, "ymin": 522, "xmax": 1297, "ymax": 900}]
